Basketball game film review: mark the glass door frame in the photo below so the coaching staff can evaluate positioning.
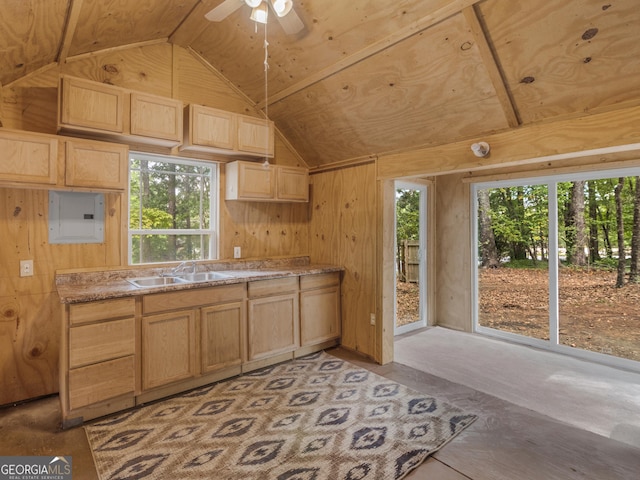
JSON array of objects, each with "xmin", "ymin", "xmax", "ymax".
[
  {"xmin": 471, "ymin": 168, "xmax": 640, "ymax": 374},
  {"xmin": 394, "ymin": 180, "xmax": 428, "ymax": 335}
]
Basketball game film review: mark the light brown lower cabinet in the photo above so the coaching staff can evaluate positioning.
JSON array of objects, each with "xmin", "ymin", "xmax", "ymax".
[
  {"xmin": 60, "ymin": 272, "xmax": 340, "ymax": 427},
  {"xmin": 247, "ymin": 277, "xmax": 300, "ymax": 361},
  {"xmin": 61, "ymin": 297, "xmax": 136, "ymax": 428},
  {"xmin": 300, "ymin": 272, "xmax": 341, "ymax": 346},
  {"xmin": 201, "ymin": 300, "xmax": 246, "ymax": 373},
  {"xmin": 141, "ymin": 310, "xmax": 197, "ymax": 391}
]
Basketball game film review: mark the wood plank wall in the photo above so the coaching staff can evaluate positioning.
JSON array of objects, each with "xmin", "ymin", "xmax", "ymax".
[
  {"xmin": 308, "ymin": 163, "xmax": 378, "ymax": 357},
  {"xmin": 0, "ymin": 43, "xmax": 311, "ymax": 404},
  {"xmin": 434, "ymin": 173, "xmax": 472, "ymax": 331}
]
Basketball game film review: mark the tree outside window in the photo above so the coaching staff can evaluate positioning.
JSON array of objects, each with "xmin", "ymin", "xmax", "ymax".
[{"xmin": 129, "ymin": 153, "xmax": 218, "ymax": 264}]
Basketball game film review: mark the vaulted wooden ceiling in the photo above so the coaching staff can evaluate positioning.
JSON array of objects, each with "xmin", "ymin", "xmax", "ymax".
[{"xmin": 1, "ymin": 0, "xmax": 639, "ymax": 168}]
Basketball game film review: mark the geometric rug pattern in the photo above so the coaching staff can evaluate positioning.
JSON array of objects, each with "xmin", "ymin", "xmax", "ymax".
[{"xmin": 86, "ymin": 351, "xmax": 477, "ymax": 479}]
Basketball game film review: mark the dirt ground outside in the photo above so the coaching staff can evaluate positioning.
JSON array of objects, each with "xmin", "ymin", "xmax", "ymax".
[
  {"xmin": 396, "ymin": 268, "xmax": 640, "ymax": 362},
  {"xmin": 480, "ymin": 268, "xmax": 640, "ymax": 362},
  {"xmin": 396, "ymin": 280, "xmax": 420, "ymax": 327}
]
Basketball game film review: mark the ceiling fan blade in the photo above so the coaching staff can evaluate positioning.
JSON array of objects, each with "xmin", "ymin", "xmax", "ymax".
[
  {"xmin": 205, "ymin": 0, "xmax": 244, "ymax": 22},
  {"xmin": 275, "ymin": 8, "xmax": 304, "ymax": 35}
]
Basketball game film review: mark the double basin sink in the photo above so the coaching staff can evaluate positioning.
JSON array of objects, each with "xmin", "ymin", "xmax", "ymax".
[{"xmin": 127, "ymin": 271, "xmax": 231, "ymax": 288}]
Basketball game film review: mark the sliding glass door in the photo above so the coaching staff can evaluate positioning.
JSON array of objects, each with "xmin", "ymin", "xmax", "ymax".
[{"xmin": 473, "ymin": 169, "xmax": 640, "ymax": 370}]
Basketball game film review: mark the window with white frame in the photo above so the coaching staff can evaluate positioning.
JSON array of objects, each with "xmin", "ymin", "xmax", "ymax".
[{"xmin": 128, "ymin": 152, "xmax": 218, "ymax": 264}]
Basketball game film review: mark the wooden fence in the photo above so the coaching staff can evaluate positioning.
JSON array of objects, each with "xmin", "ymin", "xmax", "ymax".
[{"xmin": 397, "ymin": 239, "xmax": 419, "ymax": 283}]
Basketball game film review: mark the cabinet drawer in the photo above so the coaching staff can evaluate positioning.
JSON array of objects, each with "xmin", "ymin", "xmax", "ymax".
[
  {"xmin": 69, "ymin": 317, "xmax": 135, "ymax": 368},
  {"xmin": 143, "ymin": 283, "xmax": 245, "ymax": 314},
  {"xmin": 248, "ymin": 276, "xmax": 298, "ymax": 298},
  {"xmin": 68, "ymin": 356, "xmax": 135, "ymax": 410},
  {"xmin": 300, "ymin": 272, "xmax": 340, "ymax": 291},
  {"xmin": 69, "ymin": 297, "xmax": 135, "ymax": 326}
]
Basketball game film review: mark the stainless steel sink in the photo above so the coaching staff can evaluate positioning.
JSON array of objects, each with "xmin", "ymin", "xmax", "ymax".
[
  {"xmin": 177, "ymin": 271, "xmax": 231, "ymax": 282},
  {"xmin": 127, "ymin": 276, "xmax": 190, "ymax": 288}
]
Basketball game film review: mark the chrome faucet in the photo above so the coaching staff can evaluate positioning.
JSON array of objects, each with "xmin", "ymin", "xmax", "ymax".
[{"xmin": 162, "ymin": 261, "xmax": 196, "ymax": 277}]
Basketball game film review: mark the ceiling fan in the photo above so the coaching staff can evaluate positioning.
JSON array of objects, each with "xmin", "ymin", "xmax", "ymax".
[{"xmin": 205, "ymin": 0, "xmax": 304, "ymax": 35}]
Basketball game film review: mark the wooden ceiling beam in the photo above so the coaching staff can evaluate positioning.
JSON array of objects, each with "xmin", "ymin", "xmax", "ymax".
[
  {"xmin": 376, "ymin": 104, "xmax": 640, "ymax": 179},
  {"xmin": 462, "ymin": 5, "xmax": 520, "ymax": 128},
  {"xmin": 57, "ymin": 0, "xmax": 84, "ymax": 64},
  {"xmin": 64, "ymin": 39, "xmax": 169, "ymax": 62},
  {"xmin": 257, "ymin": 0, "xmax": 480, "ymax": 109}
]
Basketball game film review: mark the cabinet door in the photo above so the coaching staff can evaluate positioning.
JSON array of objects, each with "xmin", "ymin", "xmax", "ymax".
[
  {"xmin": 236, "ymin": 115, "xmax": 274, "ymax": 156},
  {"xmin": 226, "ymin": 161, "xmax": 275, "ymax": 200},
  {"xmin": 300, "ymin": 287, "xmax": 341, "ymax": 346},
  {"xmin": 130, "ymin": 92, "xmax": 183, "ymax": 143},
  {"xmin": 59, "ymin": 76, "xmax": 125, "ymax": 133},
  {"xmin": 0, "ymin": 129, "xmax": 57, "ymax": 186},
  {"xmin": 142, "ymin": 310, "xmax": 197, "ymax": 390},
  {"xmin": 247, "ymin": 293, "xmax": 299, "ymax": 361},
  {"xmin": 277, "ymin": 166, "xmax": 309, "ymax": 202},
  {"xmin": 201, "ymin": 301, "xmax": 245, "ymax": 373},
  {"xmin": 189, "ymin": 104, "xmax": 235, "ymax": 150},
  {"xmin": 65, "ymin": 139, "xmax": 128, "ymax": 190}
]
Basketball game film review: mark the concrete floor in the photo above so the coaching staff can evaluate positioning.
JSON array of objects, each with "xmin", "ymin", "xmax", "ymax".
[
  {"xmin": 394, "ymin": 327, "xmax": 640, "ymax": 450},
  {"xmin": 1, "ymin": 336, "xmax": 639, "ymax": 479}
]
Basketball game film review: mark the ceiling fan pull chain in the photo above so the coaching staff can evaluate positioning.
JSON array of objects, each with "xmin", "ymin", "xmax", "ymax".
[{"xmin": 263, "ymin": 22, "xmax": 270, "ymax": 166}]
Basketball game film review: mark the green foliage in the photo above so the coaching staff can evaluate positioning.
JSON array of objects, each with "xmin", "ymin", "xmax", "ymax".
[
  {"xmin": 479, "ymin": 174, "xmax": 640, "ymax": 266},
  {"xmin": 396, "ymin": 189, "xmax": 420, "ymax": 245},
  {"xmin": 503, "ymin": 259, "xmax": 549, "ymax": 269},
  {"xmin": 129, "ymin": 155, "xmax": 214, "ymax": 264},
  {"xmin": 487, "ymin": 185, "xmax": 549, "ymax": 261}
]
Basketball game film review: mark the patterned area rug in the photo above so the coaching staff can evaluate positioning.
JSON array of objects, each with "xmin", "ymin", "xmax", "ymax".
[{"xmin": 86, "ymin": 351, "xmax": 477, "ymax": 479}]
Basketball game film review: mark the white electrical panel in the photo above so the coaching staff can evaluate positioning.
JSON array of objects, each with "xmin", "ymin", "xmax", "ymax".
[{"xmin": 48, "ymin": 191, "xmax": 105, "ymax": 244}]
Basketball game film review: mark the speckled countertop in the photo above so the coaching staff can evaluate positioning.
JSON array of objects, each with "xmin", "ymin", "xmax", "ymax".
[{"xmin": 56, "ymin": 256, "xmax": 343, "ymax": 304}]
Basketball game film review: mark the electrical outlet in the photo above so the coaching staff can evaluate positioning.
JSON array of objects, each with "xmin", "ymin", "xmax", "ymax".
[
  {"xmin": 234, "ymin": 246, "xmax": 241, "ymax": 259},
  {"xmin": 20, "ymin": 260, "xmax": 34, "ymax": 277},
  {"xmin": 370, "ymin": 313, "xmax": 376, "ymax": 326}
]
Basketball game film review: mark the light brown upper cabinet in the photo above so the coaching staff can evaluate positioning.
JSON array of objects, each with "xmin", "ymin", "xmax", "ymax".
[
  {"xmin": 226, "ymin": 161, "xmax": 275, "ymax": 200},
  {"xmin": 129, "ymin": 92, "xmax": 183, "ymax": 144},
  {"xmin": 226, "ymin": 161, "xmax": 308, "ymax": 202},
  {"xmin": 277, "ymin": 166, "xmax": 310, "ymax": 202},
  {"xmin": 59, "ymin": 76, "xmax": 125, "ymax": 134},
  {"xmin": 0, "ymin": 128, "xmax": 127, "ymax": 192},
  {"xmin": 58, "ymin": 75, "xmax": 183, "ymax": 148},
  {"xmin": 0, "ymin": 128, "xmax": 58, "ymax": 187},
  {"xmin": 65, "ymin": 138, "xmax": 129, "ymax": 191},
  {"xmin": 181, "ymin": 104, "xmax": 274, "ymax": 158},
  {"xmin": 236, "ymin": 115, "xmax": 274, "ymax": 156},
  {"xmin": 182, "ymin": 104, "xmax": 235, "ymax": 152}
]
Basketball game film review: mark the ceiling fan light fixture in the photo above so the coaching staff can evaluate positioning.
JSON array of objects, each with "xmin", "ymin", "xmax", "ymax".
[
  {"xmin": 245, "ymin": 0, "xmax": 262, "ymax": 8},
  {"xmin": 250, "ymin": 3, "xmax": 269, "ymax": 23},
  {"xmin": 270, "ymin": 0, "xmax": 293, "ymax": 17}
]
